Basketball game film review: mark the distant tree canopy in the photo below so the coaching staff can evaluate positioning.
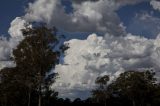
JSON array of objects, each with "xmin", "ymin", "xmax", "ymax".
[
  {"xmin": 92, "ymin": 75, "xmax": 110, "ymax": 105},
  {"xmin": 92, "ymin": 70, "xmax": 160, "ymax": 106},
  {"xmin": 0, "ymin": 26, "xmax": 60, "ymax": 106}
]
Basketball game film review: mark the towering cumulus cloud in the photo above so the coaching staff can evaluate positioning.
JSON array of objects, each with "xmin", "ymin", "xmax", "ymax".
[
  {"xmin": 0, "ymin": 17, "xmax": 30, "ymax": 69},
  {"xmin": 52, "ymin": 33, "xmax": 160, "ymax": 100}
]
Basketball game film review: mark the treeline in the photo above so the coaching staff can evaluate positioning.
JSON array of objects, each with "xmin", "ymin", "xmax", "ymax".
[{"xmin": 0, "ymin": 26, "xmax": 160, "ymax": 106}]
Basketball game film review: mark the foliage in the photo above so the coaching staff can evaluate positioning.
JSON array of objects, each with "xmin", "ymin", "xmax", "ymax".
[
  {"xmin": 92, "ymin": 70, "xmax": 160, "ymax": 106},
  {"xmin": 92, "ymin": 75, "xmax": 110, "ymax": 104},
  {"xmin": 0, "ymin": 26, "xmax": 60, "ymax": 106}
]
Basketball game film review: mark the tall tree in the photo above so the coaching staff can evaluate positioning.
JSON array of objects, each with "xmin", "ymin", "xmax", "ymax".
[
  {"xmin": 13, "ymin": 26, "xmax": 59, "ymax": 106},
  {"xmin": 92, "ymin": 75, "xmax": 110, "ymax": 106},
  {"xmin": 0, "ymin": 26, "xmax": 60, "ymax": 106},
  {"xmin": 108, "ymin": 70, "xmax": 157, "ymax": 106}
]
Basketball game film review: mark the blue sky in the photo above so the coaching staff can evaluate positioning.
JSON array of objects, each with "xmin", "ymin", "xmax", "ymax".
[
  {"xmin": 117, "ymin": 1, "xmax": 160, "ymax": 38},
  {"xmin": 0, "ymin": 0, "xmax": 160, "ymax": 38},
  {"xmin": 0, "ymin": 0, "xmax": 28, "ymax": 35}
]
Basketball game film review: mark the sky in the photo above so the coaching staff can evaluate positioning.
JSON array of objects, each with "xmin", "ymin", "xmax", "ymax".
[
  {"xmin": 0, "ymin": 0, "xmax": 29, "ymax": 36},
  {"xmin": 1, "ymin": 0, "xmax": 160, "ymax": 100},
  {"xmin": 117, "ymin": 1, "xmax": 160, "ymax": 38},
  {"xmin": 1, "ymin": 0, "xmax": 160, "ymax": 38}
]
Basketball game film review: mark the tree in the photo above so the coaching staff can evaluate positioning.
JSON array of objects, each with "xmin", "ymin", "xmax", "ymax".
[
  {"xmin": 12, "ymin": 26, "xmax": 59, "ymax": 106},
  {"xmin": 151, "ymin": 83, "xmax": 160, "ymax": 106},
  {"xmin": 108, "ymin": 70, "xmax": 157, "ymax": 106},
  {"xmin": 0, "ymin": 26, "xmax": 60, "ymax": 106},
  {"xmin": 92, "ymin": 75, "xmax": 109, "ymax": 106},
  {"xmin": 0, "ymin": 67, "xmax": 28, "ymax": 106},
  {"xmin": 92, "ymin": 70, "xmax": 160, "ymax": 106}
]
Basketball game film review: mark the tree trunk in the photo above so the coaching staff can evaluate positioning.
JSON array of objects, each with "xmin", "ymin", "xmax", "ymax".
[
  {"xmin": 38, "ymin": 84, "xmax": 42, "ymax": 106},
  {"xmin": 132, "ymin": 100, "xmax": 136, "ymax": 106},
  {"xmin": 38, "ymin": 71, "xmax": 42, "ymax": 106},
  {"xmin": 4, "ymin": 94, "xmax": 7, "ymax": 106},
  {"xmin": 28, "ymin": 91, "xmax": 31, "ymax": 106},
  {"xmin": 105, "ymin": 100, "xmax": 106, "ymax": 106},
  {"xmin": 38, "ymin": 94, "xmax": 41, "ymax": 106},
  {"xmin": 141, "ymin": 99, "xmax": 144, "ymax": 106}
]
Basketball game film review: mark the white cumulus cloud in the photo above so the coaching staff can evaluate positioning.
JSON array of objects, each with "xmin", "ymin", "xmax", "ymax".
[
  {"xmin": 0, "ymin": 38, "xmax": 16, "ymax": 70},
  {"xmin": 150, "ymin": 0, "xmax": 160, "ymax": 11},
  {"xmin": 52, "ymin": 33, "xmax": 160, "ymax": 100},
  {"xmin": 24, "ymin": 0, "xmax": 143, "ymax": 35},
  {"xmin": 0, "ymin": 17, "xmax": 31, "ymax": 70},
  {"xmin": 8, "ymin": 17, "xmax": 28, "ymax": 38}
]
